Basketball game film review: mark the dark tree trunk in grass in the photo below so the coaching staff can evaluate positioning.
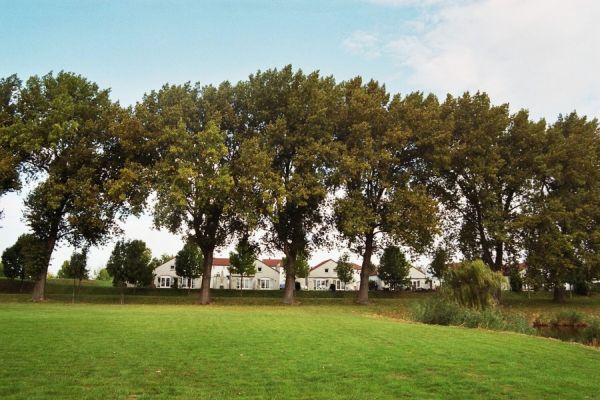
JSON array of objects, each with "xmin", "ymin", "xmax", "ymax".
[
  {"xmin": 199, "ymin": 249, "xmax": 213, "ymax": 305},
  {"xmin": 282, "ymin": 255, "xmax": 296, "ymax": 305},
  {"xmin": 32, "ymin": 237, "xmax": 56, "ymax": 302},
  {"xmin": 553, "ymin": 284, "xmax": 566, "ymax": 303},
  {"xmin": 493, "ymin": 241, "xmax": 504, "ymax": 272},
  {"xmin": 357, "ymin": 233, "xmax": 374, "ymax": 305},
  {"xmin": 31, "ymin": 269, "xmax": 47, "ymax": 302}
]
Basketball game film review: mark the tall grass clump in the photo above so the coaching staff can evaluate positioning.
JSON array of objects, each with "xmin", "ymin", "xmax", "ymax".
[
  {"xmin": 444, "ymin": 259, "xmax": 504, "ymax": 309},
  {"xmin": 411, "ymin": 296, "xmax": 533, "ymax": 334},
  {"xmin": 412, "ymin": 260, "xmax": 532, "ymax": 334}
]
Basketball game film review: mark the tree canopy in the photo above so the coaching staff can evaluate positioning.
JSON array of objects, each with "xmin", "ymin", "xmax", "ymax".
[
  {"xmin": 378, "ymin": 246, "xmax": 411, "ymax": 290},
  {"xmin": 2, "ymin": 67, "xmax": 599, "ymax": 304}
]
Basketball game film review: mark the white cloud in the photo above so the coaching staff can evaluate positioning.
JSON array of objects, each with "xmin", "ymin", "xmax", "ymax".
[
  {"xmin": 342, "ymin": 31, "xmax": 381, "ymax": 59},
  {"xmin": 353, "ymin": 0, "xmax": 600, "ymax": 120}
]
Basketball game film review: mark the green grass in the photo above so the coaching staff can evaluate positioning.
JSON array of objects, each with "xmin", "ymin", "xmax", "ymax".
[{"xmin": 0, "ymin": 303, "xmax": 598, "ymax": 399}]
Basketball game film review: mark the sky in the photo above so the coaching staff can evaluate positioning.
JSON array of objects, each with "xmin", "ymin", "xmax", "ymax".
[{"xmin": 1, "ymin": 0, "xmax": 599, "ymax": 275}]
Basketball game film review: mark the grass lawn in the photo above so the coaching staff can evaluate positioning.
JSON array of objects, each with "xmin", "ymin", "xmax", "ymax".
[{"xmin": 0, "ymin": 303, "xmax": 598, "ymax": 399}]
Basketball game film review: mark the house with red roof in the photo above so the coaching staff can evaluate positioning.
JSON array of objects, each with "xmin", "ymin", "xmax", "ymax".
[
  {"xmin": 153, "ymin": 257, "xmax": 283, "ymax": 290},
  {"xmin": 304, "ymin": 259, "xmax": 362, "ymax": 290}
]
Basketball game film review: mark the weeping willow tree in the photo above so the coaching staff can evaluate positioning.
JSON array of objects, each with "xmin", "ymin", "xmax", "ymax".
[{"xmin": 443, "ymin": 260, "xmax": 504, "ymax": 309}]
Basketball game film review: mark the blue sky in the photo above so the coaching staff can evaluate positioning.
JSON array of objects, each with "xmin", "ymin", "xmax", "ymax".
[
  {"xmin": 1, "ymin": 0, "xmax": 420, "ymax": 106},
  {"xmin": 2, "ymin": 0, "xmax": 599, "ymax": 273}
]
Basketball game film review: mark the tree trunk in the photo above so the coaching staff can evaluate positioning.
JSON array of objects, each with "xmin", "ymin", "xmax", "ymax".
[
  {"xmin": 282, "ymin": 255, "xmax": 296, "ymax": 305},
  {"xmin": 199, "ymin": 249, "xmax": 213, "ymax": 305},
  {"xmin": 31, "ymin": 269, "xmax": 47, "ymax": 302},
  {"xmin": 357, "ymin": 233, "xmax": 374, "ymax": 305},
  {"xmin": 553, "ymin": 284, "xmax": 565, "ymax": 303},
  {"xmin": 493, "ymin": 241, "xmax": 504, "ymax": 272},
  {"xmin": 120, "ymin": 285, "xmax": 125, "ymax": 305},
  {"xmin": 72, "ymin": 277, "xmax": 76, "ymax": 304},
  {"xmin": 32, "ymin": 236, "xmax": 57, "ymax": 302}
]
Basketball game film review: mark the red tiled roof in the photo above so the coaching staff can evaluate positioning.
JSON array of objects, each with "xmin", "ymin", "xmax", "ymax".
[
  {"xmin": 212, "ymin": 257, "xmax": 230, "ymax": 266},
  {"xmin": 311, "ymin": 259, "xmax": 363, "ymax": 272},
  {"xmin": 261, "ymin": 258, "xmax": 283, "ymax": 268},
  {"xmin": 310, "ymin": 259, "xmax": 335, "ymax": 272}
]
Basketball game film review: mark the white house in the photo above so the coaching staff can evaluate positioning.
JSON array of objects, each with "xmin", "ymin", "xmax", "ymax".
[
  {"xmin": 154, "ymin": 258, "xmax": 201, "ymax": 289},
  {"xmin": 369, "ymin": 267, "xmax": 433, "ymax": 290},
  {"xmin": 154, "ymin": 257, "xmax": 283, "ymax": 290},
  {"xmin": 305, "ymin": 259, "xmax": 361, "ymax": 291},
  {"xmin": 229, "ymin": 259, "xmax": 282, "ymax": 290}
]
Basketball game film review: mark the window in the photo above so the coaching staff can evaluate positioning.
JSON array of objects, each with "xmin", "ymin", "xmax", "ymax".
[
  {"xmin": 258, "ymin": 267, "xmax": 262, "ymax": 272},
  {"xmin": 159, "ymin": 276, "xmax": 171, "ymax": 288},
  {"xmin": 179, "ymin": 278, "xmax": 195, "ymax": 289},
  {"xmin": 236, "ymin": 277, "xmax": 252, "ymax": 289},
  {"xmin": 324, "ymin": 268, "xmax": 329, "ymax": 273},
  {"xmin": 170, "ymin": 264, "xmax": 175, "ymax": 271},
  {"xmin": 315, "ymin": 279, "xmax": 329, "ymax": 290},
  {"xmin": 335, "ymin": 280, "xmax": 345, "ymax": 290},
  {"xmin": 259, "ymin": 278, "xmax": 270, "ymax": 289}
]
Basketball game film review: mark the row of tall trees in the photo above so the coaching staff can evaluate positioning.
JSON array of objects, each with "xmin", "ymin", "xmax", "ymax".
[{"xmin": 1, "ymin": 66, "xmax": 599, "ymax": 304}]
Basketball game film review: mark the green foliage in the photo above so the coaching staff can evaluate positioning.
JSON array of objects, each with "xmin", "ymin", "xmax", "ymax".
[
  {"xmin": 521, "ymin": 113, "xmax": 600, "ymax": 301},
  {"xmin": 283, "ymin": 252, "xmax": 310, "ymax": 280},
  {"xmin": 7, "ymin": 72, "xmax": 130, "ymax": 300},
  {"xmin": 335, "ymin": 253, "xmax": 354, "ymax": 285},
  {"xmin": 1, "ymin": 234, "xmax": 46, "ymax": 280},
  {"xmin": 508, "ymin": 267, "xmax": 523, "ymax": 293},
  {"xmin": 411, "ymin": 296, "xmax": 534, "ymax": 334},
  {"xmin": 229, "ymin": 237, "xmax": 257, "ymax": 281},
  {"xmin": 550, "ymin": 311, "xmax": 585, "ymax": 326},
  {"xmin": 56, "ymin": 261, "xmax": 71, "ymax": 279},
  {"xmin": 0, "ymin": 74, "xmax": 23, "ymax": 219},
  {"xmin": 69, "ymin": 249, "xmax": 89, "ymax": 282},
  {"xmin": 429, "ymin": 246, "xmax": 450, "ymax": 280},
  {"xmin": 424, "ymin": 92, "xmax": 545, "ymax": 271},
  {"xmin": 95, "ymin": 268, "xmax": 111, "ymax": 281},
  {"xmin": 443, "ymin": 260, "xmax": 504, "ymax": 309},
  {"xmin": 175, "ymin": 242, "xmax": 203, "ymax": 281},
  {"xmin": 242, "ymin": 66, "xmax": 338, "ymax": 301},
  {"xmin": 106, "ymin": 240, "xmax": 154, "ymax": 287},
  {"xmin": 56, "ymin": 250, "xmax": 89, "ymax": 281},
  {"xmin": 582, "ymin": 319, "xmax": 600, "ymax": 345},
  {"xmin": 378, "ymin": 246, "xmax": 411, "ymax": 290},
  {"xmin": 334, "ymin": 79, "xmax": 439, "ymax": 303}
]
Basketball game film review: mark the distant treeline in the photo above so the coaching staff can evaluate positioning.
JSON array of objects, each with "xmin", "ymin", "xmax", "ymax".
[{"xmin": 1, "ymin": 65, "xmax": 598, "ymax": 303}]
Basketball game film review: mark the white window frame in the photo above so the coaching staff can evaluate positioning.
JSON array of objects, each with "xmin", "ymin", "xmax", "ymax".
[
  {"xmin": 159, "ymin": 276, "xmax": 171, "ymax": 288},
  {"xmin": 236, "ymin": 277, "xmax": 252, "ymax": 290},
  {"xmin": 259, "ymin": 278, "xmax": 270, "ymax": 289},
  {"xmin": 315, "ymin": 279, "xmax": 329, "ymax": 290},
  {"xmin": 335, "ymin": 280, "xmax": 345, "ymax": 290},
  {"xmin": 179, "ymin": 277, "xmax": 195, "ymax": 289}
]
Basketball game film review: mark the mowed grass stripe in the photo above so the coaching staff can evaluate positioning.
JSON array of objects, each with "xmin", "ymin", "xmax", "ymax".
[{"xmin": 0, "ymin": 304, "xmax": 598, "ymax": 399}]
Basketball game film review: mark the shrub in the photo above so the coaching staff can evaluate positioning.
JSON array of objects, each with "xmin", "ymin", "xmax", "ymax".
[
  {"xmin": 509, "ymin": 269, "xmax": 523, "ymax": 293},
  {"xmin": 582, "ymin": 319, "xmax": 600, "ymax": 345},
  {"xmin": 572, "ymin": 279, "xmax": 590, "ymax": 296},
  {"xmin": 551, "ymin": 310, "xmax": 585, "ymax": 326},
  {"xmin": 411, "ymin": 296, "xmax": 533, "ymax": 334},
  {"xmin": 443, "ymin": 260, "xmax": 504, "ymax": 309}
]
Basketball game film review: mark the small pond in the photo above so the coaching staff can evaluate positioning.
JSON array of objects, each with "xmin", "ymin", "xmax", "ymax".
[{"xmin": 535, "ymin": 325, "xmax": 598, "ymax": 347}]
